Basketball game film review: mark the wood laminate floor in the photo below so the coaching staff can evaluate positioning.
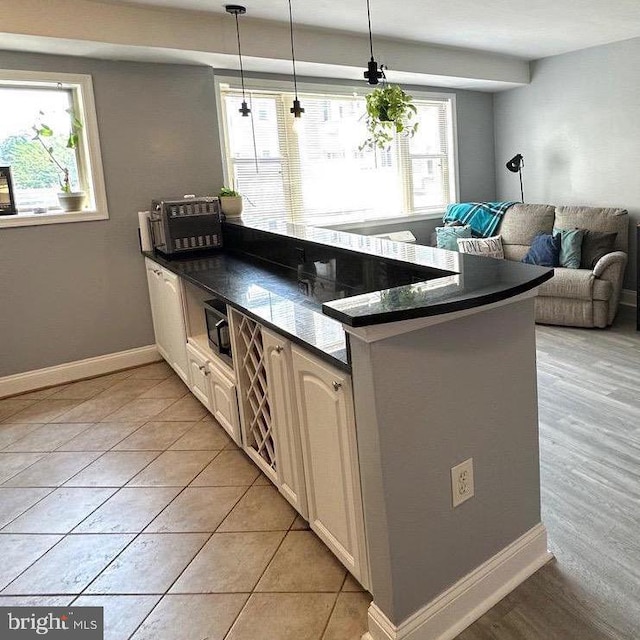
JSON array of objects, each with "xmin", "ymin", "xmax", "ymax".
[{"xmin": 459, "ymin": 306, "xmax": 640, "ymax": 640}]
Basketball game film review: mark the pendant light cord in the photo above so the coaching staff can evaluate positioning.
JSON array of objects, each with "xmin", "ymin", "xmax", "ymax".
[
  {"xmin": 233, "ymin": 12, "xmax": 248, "ymax": 100},
  {"xmin": 366, "ymin": 0, "xmax": 375, "ymax": 60},
  {"xmin": 288, "ymin": 0, "xmax": 299, "ymax": 99}
]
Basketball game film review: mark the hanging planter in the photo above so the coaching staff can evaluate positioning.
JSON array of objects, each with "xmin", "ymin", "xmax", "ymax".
[{"xmin": 361, "ymin": 84, "xmax": 418, "ymax": 151}]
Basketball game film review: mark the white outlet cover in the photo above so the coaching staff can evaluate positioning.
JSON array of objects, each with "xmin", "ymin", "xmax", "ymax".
[{"xmin": 451, "ymin": 457, "xmax": 474, "ymax": 508}]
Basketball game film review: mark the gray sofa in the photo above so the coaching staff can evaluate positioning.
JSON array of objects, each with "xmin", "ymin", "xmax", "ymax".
[{"xmin": 496, "ymin": 204, "xmax": 629, "ymax": 328}]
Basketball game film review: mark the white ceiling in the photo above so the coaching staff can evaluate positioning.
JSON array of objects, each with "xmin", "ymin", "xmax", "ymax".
[{"xmin": 84, "ymin": 0, "xmax": 640, "ymax": 59}]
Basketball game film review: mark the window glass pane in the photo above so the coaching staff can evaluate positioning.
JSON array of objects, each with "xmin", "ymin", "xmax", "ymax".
[
  {"xmin": 224, "ymin": 95, "xmax": 287, "ymax": 218},
  {"xmin": 411, "ymin": 158, "xmax": 447, "ymax": 209},
  {"xmin": 294, "ymin": 96, "xmax": 402, "ymax": 222},
  {"xmin": 220, "ymin": 83, "xmax": 457, "ymax": 225},
  {"xmin": 0, "ymin": 87, "xmax": 79, "ymax": 211},
  {"xmin": 409, "ymin": 103, "xmax": 447, "ymax": 155}
]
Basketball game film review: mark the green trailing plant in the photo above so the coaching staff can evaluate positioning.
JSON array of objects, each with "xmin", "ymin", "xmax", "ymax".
[
  {"xmin": 219, "ymin": 186, "xmax": 241, "ymax": 198},
  {"xmin": 360, "ymin": 85, "xmax": 418, "ymax": 151},
  {"xmin": 32, "ymin": 109, "xmax": 83, "ymax": 193},
  {"xmin": 380, "ymin": 285, "xmax": 418, "ymax": 309}
]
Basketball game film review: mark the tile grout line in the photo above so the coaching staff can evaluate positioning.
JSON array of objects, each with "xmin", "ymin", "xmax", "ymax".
[
  {"xmin": 0, "ymin": 487, "xmax": 57, "ymax": 530},
  {"xmin": 221, "ymin": 509, "xmax": 298, "ymax": 640},
  {"xmin": 75, "ymin": 446, "xmax": 244, "ymax": 605},
  {"xmin": 0, "ymin": 363, "xmax": 153, "ymax": 402},
  {"xmin": 122, "ymin": 478, "xmax": 252, "ymax": 640}
]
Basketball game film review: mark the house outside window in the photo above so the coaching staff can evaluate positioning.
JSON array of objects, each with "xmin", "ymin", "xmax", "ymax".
[
  {"xmin": 0, "ymin": 70, "xmax": 108, "ymax": 228},
  {"xmin": 217, "ymin": 77, "xmax": 458, "ymax": 226}
]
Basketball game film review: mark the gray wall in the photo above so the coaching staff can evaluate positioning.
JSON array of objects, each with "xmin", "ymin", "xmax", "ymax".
[
  {"xmin": 494, "ymin": 37, "xmax": 640, "ymax": 289},
  {"xmin": 351, "ymin": 297, "xmax": 541, "ymax": 622},
  {"xmin": 0, "ymin": 51, "xmax": 223, "ymax": 377},
  {"xmin": 0, "ymin": 53, "xmax": 496, "ymax": 379}
]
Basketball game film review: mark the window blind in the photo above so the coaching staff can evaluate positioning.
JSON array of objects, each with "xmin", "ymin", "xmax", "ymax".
[{"xmin": 219, "ymin": 83, "xmax": 456, "ymax": 226}]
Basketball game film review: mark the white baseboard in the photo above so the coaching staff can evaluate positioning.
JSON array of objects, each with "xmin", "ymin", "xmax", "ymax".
[
  {"xmin": 620, "ymin": 288, "xmax": 636, "ymax": 308},
  {"xmin": 363, "ymin": 524, "xmax": 553, "ymax": 640},
  {"xmin": 0, "ymin": 345, "xmax": 161, "ymax": 399}
]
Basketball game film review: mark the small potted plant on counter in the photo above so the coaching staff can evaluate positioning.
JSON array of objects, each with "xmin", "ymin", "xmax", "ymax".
[
  {"xmin": 360, "ymin": 84, "xmax": 418, "ymax": 151},
  {"xmin": 32, "ymin": 109, "xmax": 85, "ymax": 212},
  {"xmin": 218, "ymin": 186, "xmax": 243, "ymax": 218}
]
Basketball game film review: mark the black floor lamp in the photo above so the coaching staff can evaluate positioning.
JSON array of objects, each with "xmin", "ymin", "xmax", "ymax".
[{"xmin": 506, "ymin": 154, "xmax": 524, "ymax": 202}]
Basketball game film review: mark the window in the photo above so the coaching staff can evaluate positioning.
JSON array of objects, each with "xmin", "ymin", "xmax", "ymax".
[
  {"xmin": 217, "ymin": 78, "xmax": 458, "ymax": 226},
  {"xmin": 0, "ymin": 70, "xmax": 108, "ymax": 228}
]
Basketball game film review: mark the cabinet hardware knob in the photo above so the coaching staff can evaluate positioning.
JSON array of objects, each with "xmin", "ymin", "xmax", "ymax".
[
  {"xmin": 275, "ymin": 345, "xmax": 284, "ymax": 353},
  {"xmin": 332, "ymin": 381, "xmax": 342, "ymax": 391},
  {"xmin": 199, "ymin": 365, "xmax": 205, "ymax": 372},
  {"xmin": 204, "ymin": 369, "xmax": 210, "ymax": 376}
]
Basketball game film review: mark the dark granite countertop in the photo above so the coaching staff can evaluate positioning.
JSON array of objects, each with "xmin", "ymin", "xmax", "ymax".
[
  {"xmin": 144, "ymin": 250, "xmax": 350, "ymax": 370},
  {"xmin": 145, "ymin": 217, "xmax": 553, "ymax": 368},
  {"xmin": 224, "ymin": 219, "xmax": 554, "ymax": 327}
]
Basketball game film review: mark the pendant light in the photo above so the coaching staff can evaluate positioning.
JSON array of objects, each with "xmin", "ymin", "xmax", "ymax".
[
  {"xmin": 287, "ymin": 0, "xmax": 304, "ymax": 118},
  {"xmin": 363, "ymin": 0, "xmax": 383, "ymax": 85},
  {"xmin": 225, "ymin": 4, "xmax": 250, "ymax": 116}
]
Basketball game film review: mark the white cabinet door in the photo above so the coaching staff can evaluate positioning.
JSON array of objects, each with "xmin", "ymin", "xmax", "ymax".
[
  {"xmin": 186, "ymin": 343, "xmax": 214, "ymax": 413},
  {"xmin": 160, "ymin": 269, "xmax": 189, "ymax": 384},
  {"xmin": 263, "ymin": 329, "xmax": 308, "ymax": 518},
  {"xmin": 208, "ymin": 359, "xmax": 241, "ymax": 446},
  {"xmin": 145, "ymin": 259, "xmax": 189, "ymax": 384},
  {"xmin": 145, "ymin": 259, "xmax": 168, "ymax": 361},
  {"xmin": 291, "ymin": 347, "xmax": 369, "ymax": 588}
]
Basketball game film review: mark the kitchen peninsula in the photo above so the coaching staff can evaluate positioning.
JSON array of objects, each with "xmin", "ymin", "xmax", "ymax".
[{"xmin": 144, "ymin": 219, "xmax": 554, "ymax": 640}]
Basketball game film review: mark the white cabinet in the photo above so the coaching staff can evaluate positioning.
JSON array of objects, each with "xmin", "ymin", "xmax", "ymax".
[
  {"xmin": 185, "ymin": 340, "xmax": 241, "ymax": 445},
  {"xmin": 208, "ymin": 359, "xmax": 241, "ymax": 445},
  {"xmin": 291, "ymin": 346, "xmax": 369, "ymax": 589},
  {"xmin": 145, "ymin": 259, "xmax": 189, "ymax": 384},
  {"xmin": 263, "ymin": 329, "xmax": 308, "ymax": 518},
  {"xmin": 186, "ymin": 342, "xmax": 214, "ymax": 413},
  {"xmin": 145, "ymin": 260, "xmax": 368, "ymax": 587}
]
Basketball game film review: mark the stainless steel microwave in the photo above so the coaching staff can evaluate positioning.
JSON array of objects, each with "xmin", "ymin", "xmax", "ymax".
[{"xmin": 204, "ymin": 298, "xmax": 232, "ymax": 364}]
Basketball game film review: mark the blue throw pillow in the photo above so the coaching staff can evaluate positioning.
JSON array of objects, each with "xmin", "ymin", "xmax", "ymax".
[
  {"xmin": 436, "ymin": 225, "xmax": 472, "ymax": 251},
  {"xmin": 522, "ymin": 233, "xmax": 561, "ymax": 267},
  {"xmin": 553, "ymin": 227, "xmax": 584, "ymax": 269}
]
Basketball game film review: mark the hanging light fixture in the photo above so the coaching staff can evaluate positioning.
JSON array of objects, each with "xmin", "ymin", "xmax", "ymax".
[
  {"xmin": 363, "ymin": 0, "xmax": 383, "ymax": 85},
  {"xmin": 225, "ymin": 4, "xmax": 250, "ymax": 116},
  {"xmin": 287, "ymin": 0, "xmax": 304, "ymax": 118}
]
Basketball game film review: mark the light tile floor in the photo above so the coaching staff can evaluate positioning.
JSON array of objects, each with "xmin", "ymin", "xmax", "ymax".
[{"xmin": 0, "ymin": 362, "xmax": 370, "ymax": 640}]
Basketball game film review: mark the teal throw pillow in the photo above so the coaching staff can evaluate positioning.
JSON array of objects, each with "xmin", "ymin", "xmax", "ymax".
[
  {"xmin": 436, "ymin": 225, "xmax": 471, "ymax": 251},
  {"xmin": 553, "ymin": 227, "xmax": 584, "ymax": 269}
]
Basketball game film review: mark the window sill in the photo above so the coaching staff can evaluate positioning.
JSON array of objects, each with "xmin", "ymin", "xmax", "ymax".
[
  {"xmin": 0, "ymin": 208, "xmax": 109, "ymax": 228},
  {"xmin": 319, "ymin": 210, "xmax": 445, "ymax": 232}
]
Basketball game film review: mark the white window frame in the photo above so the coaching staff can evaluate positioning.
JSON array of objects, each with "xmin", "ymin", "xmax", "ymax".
[
  {"xmin": 0, "ymin": 70, "xmax": 109, "ymax": 229},
  {"xmin": 214, "ymin": 74, "xmax": 460, "ymax": 225}
]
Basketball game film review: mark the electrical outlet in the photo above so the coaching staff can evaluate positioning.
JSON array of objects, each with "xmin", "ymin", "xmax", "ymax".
[{"xmin": 451, "ymin": 458, "xmax": 474, "ymax": 508}]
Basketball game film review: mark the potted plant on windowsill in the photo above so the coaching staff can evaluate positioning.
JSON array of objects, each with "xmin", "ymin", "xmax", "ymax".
[
  {"xmin": 32, "ymin": 110, "xmax": 85, "ymax": 212},
  {"xmin": 218, "ymin": 186, "xmax": 243, "ymax": 218},
  {"xmin": 360, "ymin": 84, "xmax": 418, "ymax": 151}
]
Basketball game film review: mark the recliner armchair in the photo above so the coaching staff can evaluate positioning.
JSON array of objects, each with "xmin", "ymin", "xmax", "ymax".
[{"xmin": 497, "ymin": 204, "xmax": 628, "ymax": 328}]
